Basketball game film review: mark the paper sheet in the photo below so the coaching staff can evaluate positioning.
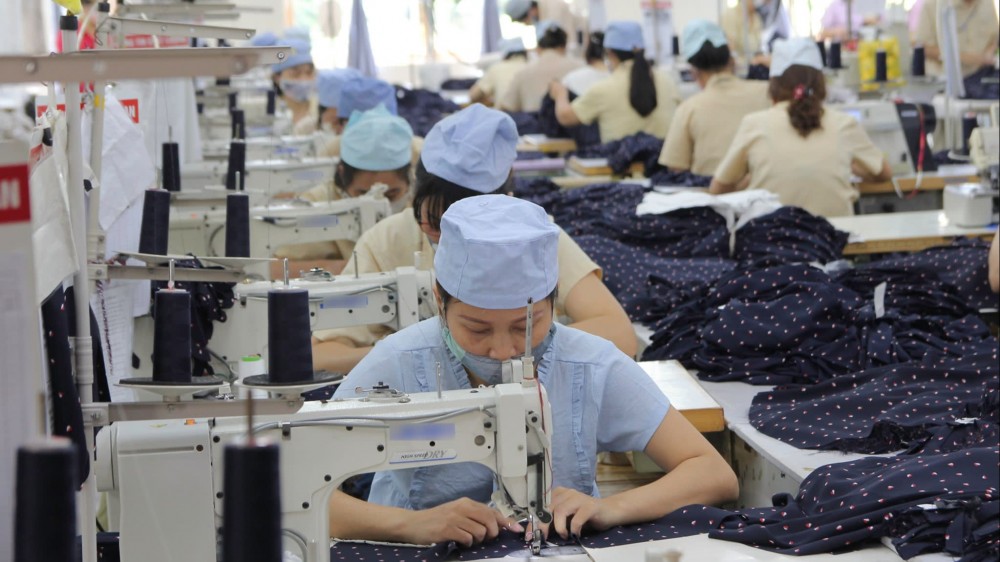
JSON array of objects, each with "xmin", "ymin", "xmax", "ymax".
[{"xmin": 91, "ymin": 281, "xmax": 139, "ymax": 402}]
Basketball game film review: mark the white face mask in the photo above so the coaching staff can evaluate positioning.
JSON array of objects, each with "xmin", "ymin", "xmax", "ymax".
[
  {"xmin": 389, "ymin": 196, "xmax": 410, "ymax": 215},
  {"xmin": 279, "ymin": 79, "xmax": 315, "ymax": 103}
]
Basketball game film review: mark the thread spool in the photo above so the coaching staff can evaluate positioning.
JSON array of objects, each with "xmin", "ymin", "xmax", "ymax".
[
  {"xmin": 816, "ymin": 40, "xmax": 827, "ymax": 68},
  {"xmin": 912, "ymin": 45, "xmax": 926, "ymax": 77},
  {"xmin": 225, "ymin": 192, "xmax": 251, "ymax": 257},
  {"xmin": 15, "ymin": 438, "xmax": 77, "ymax": 562},
  {"xmin": 671, "ymin": 35, "xmax": 679, "ymax": 57},
  {"xmin": 228, "ymin": 91, "xmax": 239, "ymax": 112},
  {"xmin": 962, "ymin": 113, "xmax": 979, "ymax": 153},
  {"xmin": 152, "ymin": 288, "xmax": 193, "ymax": 383},
  {"xmin": 236, "ymin": 356, "xmax": 268, "ymax": 399},
  {"xmin": 267, "ymin": 289, "xmax": 314, "ymax": 383},
  {"xmin": 161, "ymin": 142, "xmax": 181, "ymax": 192},
  {"xmin": 222, "ymin": 443, "xmax": 282, "ymax": 562},
  {"xmin": 138, "ymin": 189, "xmax": 171, "ymax": 256},
  {"xmin": 829, "ymin": 41, "xmax": 842, "ymax": 69},
  {"xmin": 231, "ymin": 109, "xmax": 246, "ymax": 140},
  {"xmin": 874, "ymin": 50, "xmax": 888, "ymax": 82},
  {"xmin": 266, "ymin": 90, "xmax": 277, "ymax": 116},
  {"xmin": 216, "ymin": 77, "xmax": 231, "ymax": 86},
  {"xmin": 226, "ymin": 140, "xmax": 246, "ymax": 191}
]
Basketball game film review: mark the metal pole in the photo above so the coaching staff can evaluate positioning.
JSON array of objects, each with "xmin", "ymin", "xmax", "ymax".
[{"xmin": 89, "ymin": 2, "xmax": 110, "ymax": 261}]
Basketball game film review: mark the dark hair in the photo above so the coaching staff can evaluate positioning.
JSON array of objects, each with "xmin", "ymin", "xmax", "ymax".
[
  {"xmin": 687, "ymin": 41, "xmax": 731, "ymax": 72},
  {"xmin": 335, "ymin": 160, "xmax": 410, "ymax": 189},
  {"xmin": 537, "ymin": 25, "xmax": 568, "ymax": 50},
  {"xmin": 509, "ymin": 1, "xmax": 538, "ymax": 22},
  {"xmin": 437, "ymin": 281, "xmax": 556, "ymax": 310},
  {"xmin": 411, "ymin": 159, "xmax": 514, "ymax": 232},
  {"xmin": 610, "ymin": 49, "xmax": 657, "ymax": 117},
  {"xmin": 317, "ymin": 104, "xmax": 329, "ymax": 128},
  {"xmin": 504, "ymin": 50, "xmax": 528, "ymax": 60},
  {"xmin": 584, "ymin": 32, "xmax": 605, "ymax": 64},
  {"xmin": 769, "ymin": 64, "xmax": 826, "ymax": 138}
]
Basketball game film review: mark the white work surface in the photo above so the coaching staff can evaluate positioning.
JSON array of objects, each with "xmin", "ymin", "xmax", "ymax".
[{"xmin": 830, "ymin": 211, "xmax": 996, "ymax": 254}]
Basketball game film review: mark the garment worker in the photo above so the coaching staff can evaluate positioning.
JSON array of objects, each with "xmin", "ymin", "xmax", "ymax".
[
  {"xmin": 914, "ymin": 0, "xmax": 999, "ymax": 77},
  {"xmin": 549, "ymin": 21, "xmax": 680, "ymax": 142},
  {"xmin": 470, "ymin": 38, "xmax": 529, "ymax": 107},
  {"xmin": 326, "ymin": 193, "xmax": 739, "ymax": 545},
  {"xmin": 710, "ymin": 38, "xmax": 891, "ymax": 217},
  {"xmin": 659, "ymin": 19, "xmax": 770, "ymax": 176},
  {"xmin": 311, "ymin": 104, "xmax": 639, "ymax": 374},
  {"xmin": 499, "ymin": 22, "xmax": 582, "ymax": 113}
]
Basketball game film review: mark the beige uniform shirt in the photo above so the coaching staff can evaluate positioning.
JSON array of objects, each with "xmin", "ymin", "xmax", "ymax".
[
  {"xmin": 714, "ymin": 103, "xmax": 885, "ymax": 218},
  {"xmin": 474, "ymin": 58, "xmax": 528, "ymax": 105},
  {"xmin": 313, "ymin": 211, "xmax": 601, "ymax": 347},
  {"xmin": 659, "ymin": 74, "xmax": 770, "ymax": 176},
  {"xmin": 500, "ymin": 51, "xmax": 583, "ymax": 113},
  {"xmin": 915, "ymin": 0, "xmax": 1000, "ymax": 77},
  {"xmin": 570, "ymin": 61, "xmax": 680, "ymax": 142},
  {"xmin": 272, "ymin": 183, "xmax": 356, "ymax": 261},
  {"xmin": 721, "ymin": 5, "xmax": 764, "ymax": 60}
]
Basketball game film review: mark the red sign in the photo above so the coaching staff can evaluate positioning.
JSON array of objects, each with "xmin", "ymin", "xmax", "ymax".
[
  {"xmin": 37, "ymin": 98, "xmax": 140, "ymax": 124},
  {"xmin": 0, "ymin": 164, "xmax": 31, "ymax": 224}
]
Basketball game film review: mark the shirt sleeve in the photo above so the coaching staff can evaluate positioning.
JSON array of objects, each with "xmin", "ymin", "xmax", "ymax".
[
  {"xmin": 659, "ymin": 103, "xmax": 694, "ymax": 170},
  {"xmin": 570, "ymin": 83, "xmax": 604, "ymax": 126},
  {"xmin": 596, "ymin": 355, "xmax": 671, "ymax": 453},
  {"xmin": 915, "ymin": 0, "xmax": 938, "ymax": 48},
  {"xmin": 554, "ymin": 229, "xmax": 601, "ymax": 314},
  {"xmin": 842, "ymin": 117, "xmax": 885, "ymax": 177},
  {"xmin": 713, "ymin": 115, "xmax": 754, "ymax": 184},
  {"xmin": 475, "ymin": 67, "xmax": 497, "ymax": 97},
  {"xmin": 497, "ymin": 69, "xmax": 523, "ymax": 112}
]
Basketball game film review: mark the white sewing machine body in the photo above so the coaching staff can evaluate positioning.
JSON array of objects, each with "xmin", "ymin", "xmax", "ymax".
[
  {"xmin": 180, "ymin": 156, "xmax": 337, "ymax": 194},
  {"xmin": 200, "ymin": 133, "xmax": 328, "ymax": 162},
  {"xmin": 209, "ymin": 267, "xmax": 435, "ymax": 365},
  {"xmin": 95, "ymin": 382, "xmax": 553, "ymax": 562}
]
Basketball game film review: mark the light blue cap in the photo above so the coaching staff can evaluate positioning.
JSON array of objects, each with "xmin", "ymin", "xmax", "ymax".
[
  {"xmin": 504, "ymin": 0, "xmax": 533, "ymax": 20},
  {"xmin": 435, "ymin": 195, "xmax": 559, "ymax": 310},
  {"xmin": 272, "ymin": 37, "xmax": 313, "ymax": 74},
  {"xmin": 338, "ymin": 77, "xmax": 398, "ymax": 119},
  {"xmin": 316, "ymin": 68, "xmax": 364, "ymax": 108},
  {"xmin": 535, "ymin": 20, "xmax": 561, "ymax": 41},
  {"xmin": 498, "ymin": 37, "xmax": 526, "ymax": 56},
  {"xmin": 682, "ymin": 19, "xmax": 728, "ymax": 61},
  {"xmin": 420, "ymin": 104, "xmax": 517, "ymax": 192},
  {"xmin": 341, "ymin": 105, "xmax": 414, "ymax": 171},
  {"xmin": 250, "ymin": 32, "xmax": 279, "ymax": 47},
  {"xmin": 604, "ymin": 21, "xmax": 645, "ymax": 52},
  {"xmin": 283, "ymin": 26, "xmax": 311, "ymax": 44},
  {"xmin": 770, "ymin": 37, "xmax": 823, "ymax": 78}
]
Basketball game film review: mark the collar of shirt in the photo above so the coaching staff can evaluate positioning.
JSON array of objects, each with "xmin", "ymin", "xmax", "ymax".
[{"xmin": 705, "ymin": 72, "xmax": 739, "ymax": 90}]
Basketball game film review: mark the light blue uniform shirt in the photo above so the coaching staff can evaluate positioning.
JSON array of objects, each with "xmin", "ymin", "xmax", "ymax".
[{"xmin": 331, "ymin": 318, "xmax": 671, "ymax": 510}]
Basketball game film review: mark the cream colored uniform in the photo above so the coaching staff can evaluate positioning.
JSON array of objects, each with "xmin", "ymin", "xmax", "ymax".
[
  {"xmin": 659, "ymin": 74, "xmax": 770, "ymax": 176},
  {"xmin": 313, "ymin": 211, "xmax": 601, "ymax": 347},
  {"xmin": 721, "ymin": 5, "xmax": 764, "ymax": 60},
  {"xmin": 714, "ymin": 103, "xmax": 885, "ymax": 218},
  {"xmin": 272, "ymin": 183, "xmax": 356, "ymax": 261},
  {"xmin": 473, "ymin": 57, "xmax": 528, "ymax": 106},
  {"xmin": 499, "ymin": 50, "xmax": 582, "ymax": 112},
  {"xmin": 915, "ymin": 0, "xmax": 999, "ymax": 77},
  {"xmin": 570, "ymin": 60, "xmax": 680, "ymax": 142}
]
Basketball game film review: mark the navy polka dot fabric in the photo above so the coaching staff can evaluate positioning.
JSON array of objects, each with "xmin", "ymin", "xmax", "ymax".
[
  {"xmin": 538, "ymin": 93, "xmax": 602, "ymax": 149},
  {"xmin": 572, "ymin": 132, "xmax": 666, "ymax": 176},
  {"xmin": 734, "ymin": 206, "xmax": 849, "ymax": 266},
  {"xmin": 393, "ymin": 87, "xmax": 460, "ymax": 138}
]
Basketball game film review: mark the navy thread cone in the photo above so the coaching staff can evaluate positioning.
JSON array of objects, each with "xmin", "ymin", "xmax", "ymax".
[
  {"xmin": 267, "ymin": 289, "xmax": 314, "ymax": 383},
  {"xmin": 222, "ymin": 443, "xmax": 282, "ymax": 562},
  {"xmin": 15, "ymin": 439, "xmax": 77, "ymax": 562},
  {"xmin": 152, "ymin": 289, "xmax": 193, "ymax": 383},
  {"xmin": 138, "ymin": 189, "xmax": 170, "ymax": 256}
]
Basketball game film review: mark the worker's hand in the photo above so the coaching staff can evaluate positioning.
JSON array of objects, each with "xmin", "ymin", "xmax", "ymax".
[
  {"xmin": 548, "ymin": 81, "xmax": 569, "ymax": 100},
  {"xmin": 546, "ymin": 487, "xmax": 620, "ymax": 540},
  {"xmin": 403, "ymin": 497, "xmax": 522, "ymax": 547}
]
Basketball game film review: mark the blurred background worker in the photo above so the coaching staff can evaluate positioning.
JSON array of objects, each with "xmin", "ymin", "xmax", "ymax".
[
  {"xmin": 469, "ymin": 38, "xmax": 528, "ymax": 106},
  {"xmin": 270, "ymin": 30, "xmax": 318, "ymax": 135},
  {"xmin": 819, "ymin": 0, "xmax": 884, "ymax": 41},
  {"xmin": 659, "ymin": 19, "xmax": 769, "ymax": 176},
  {"xmin": 499, "ymin": 22, "xmax": 581, "ymax": 112},
  {"xmin": 915, "ymin": 0, "xmax": 999, "ymax": 77},
  {"xmin": 549, "ymin": 20, "xmax": 679, "ymax": 143},
  {"xmin": 560, "ymin": 31, "xmax": 609, "ymax": 96},
  {"xmin": 315, "ymin": 67, "xmax": 364, "ymax": 135},
  {"xmin": 721, "ymin": 0, "xmax": 792, "ymax": 65},
  {"xmin": 710, "ymin": 38, "xmax": 891, "ymax": 217}
]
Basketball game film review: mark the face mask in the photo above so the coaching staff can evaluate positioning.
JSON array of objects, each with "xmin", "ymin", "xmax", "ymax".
[
  {"xmin": 320, "ymin": 122, "xmax": 335, "ymax": 133},
  {"xmin": 441, "ymin": 320, "xmax": 556, "ymax": 386},
  {"xmin": 389, "ymin": 196, "xmax": 410, "ymax": 215},
  {"xmin": 280, "ymin": 79, "xmax": 315, "ymax": 103},
  {"xmin": 428, "ymin": 240, "xmax": 439, "ymax": 251}
]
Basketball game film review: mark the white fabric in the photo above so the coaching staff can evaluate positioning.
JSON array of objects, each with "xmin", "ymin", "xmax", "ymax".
[{"xmin": 637, "ymin": 189, "xmax": 782, "ymax": 232}]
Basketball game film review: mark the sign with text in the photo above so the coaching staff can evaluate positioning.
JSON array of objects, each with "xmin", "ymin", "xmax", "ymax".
[
  {"xmin": 36, "ymin": 97, "xmax": 140, "ymax": 124},
  {"xmin": 0, "ymin": 164, "xmax": 30, "ymax": 224}
]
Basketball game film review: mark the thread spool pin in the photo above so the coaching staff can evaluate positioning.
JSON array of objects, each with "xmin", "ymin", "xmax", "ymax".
[
  {"xmin": 353, "ymin": 250, "xmax": 359, "ymax": 279},
  {"xmin": 435, "ymin": 362, "xmax": 442, "ymax": 399},
  {"xmin": 236, "ymin": 171, "xmax": 242, "ymax": 192},
  {"xmin": 168, "ymin": 258, "xmax": 175, "ymax": 290},
  {"xmin": 283, "ymin": 258, "xmax": 289, "ymax": 286}
]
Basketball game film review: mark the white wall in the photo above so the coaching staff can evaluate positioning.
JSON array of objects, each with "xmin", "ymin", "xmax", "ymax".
[{"xmin": 604, "ymin": 0, "xmax": 725, "ymax": 33}]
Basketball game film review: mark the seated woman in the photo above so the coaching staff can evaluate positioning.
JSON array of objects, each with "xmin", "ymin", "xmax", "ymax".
[
  {"xmin": 549, "ymin": 20, "xmax": 680, "ymax": 143},
  {"xmin": 311, "ymin": 104, "xmax": 638, "ymax": 374},
  {"xmin": 659, "ymin": 19, "xmax": 770, "ymax": 176},
  {"xmin": 470, "ymin": 38, "xmax": 529, "ymax": 107},
  {"xmin": 710, "ymin": 38, "xmax": 891, "ymax": 217},
  {"xmin": 498, "ymin": 22, "xmax": 582, "ymax": 113},
  {"xmin": 327, "ymin": 194, "xmax": 739, "ymax": 545},
  {"xmin": 314, "ymin": 67, "xmax": 363, "ymax": 135},
  {"xmin": 273, "ymin": 105, "xmax": 414, "ymax": 276}
]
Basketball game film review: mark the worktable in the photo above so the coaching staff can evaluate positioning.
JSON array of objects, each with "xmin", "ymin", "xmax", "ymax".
[
  {"xmin": 856, "ymin": 167, "xmax": 980, "ymax": 195},
  {"xmin": 517, "ymin": 135, "xmax": 578, "ymax": 154},
  {"xmin": 640, "ymin": 361, "xmax": 725, "ymax": 433},
  {"xmin": 829, "ymin": 210, "xmax": 996, "ymax": 255}
]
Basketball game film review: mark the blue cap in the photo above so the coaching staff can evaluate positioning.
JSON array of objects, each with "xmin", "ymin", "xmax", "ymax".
[
  {"xmin": 341, "ymin": 106, "xmax": 414, "ymax": 171},
  {"xmin": 421, "ymin": 104, "xmax": 517, "ymax": 192},
  {"xmin": 435, "ymin": 195, "xmax": 559, "ymax": 310},
  {"xmin": 604, "ymin": 21, "xmax": 645, "ymax": 52},
  {"xmin": 535, "ymin": 20, "xmax": 561, "ymax": 41},
  {"xmin": 504, "ymin": 0, "xmax": 533, "ymax": 20},
  {"xmin": 498, "ymin": 37, "xmax": 526, "ymax": 56},
  {"xmin": 283, "ymin": 26, "xmax": 311, "ymax": 44},
  {"xmin": 272, "ymin": 37, "xmax": 313, "ymax": 74},
  {"xmin": 338, "ymin": 77, "xmax": 398, "ymax": 119},
  {"xmin": 682, "ymin": 19, "xmax": 727, "ymax": 62},
  {"xmin": 250, "ymin": 32, "xmax": 279, "ymax": 47},
  {"xmin": 316, "ymin": 68, "xmax": 364, "ymax": 108},
  {"xmin": 770, "ymin": 37, "xmax": 823, "ymax": 77}
]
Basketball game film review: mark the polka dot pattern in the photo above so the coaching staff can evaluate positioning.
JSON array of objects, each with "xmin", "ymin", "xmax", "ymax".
[{"xmin": 572, "ymin": 132, "xmax": 666, "ymax": 176}]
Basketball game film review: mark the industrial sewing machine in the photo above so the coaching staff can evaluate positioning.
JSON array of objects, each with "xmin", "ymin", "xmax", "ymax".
[
  {"xmin": 210, "ymin": 266, "xmax": 435, "ymax": 367},
  {"xmin": 200, "ymin": 133, "xmax": 328, "ymax": 161},
  {"xmin": 96, "ymin": 378, "xmax": 553, "ymax": 562},
  {"xmin": 833, "ymin": 100, "xmax": 937, "ymax": 177},
  {"xmin": 180, "ymin": 156, "xmax": 338, "ymax": 194}
]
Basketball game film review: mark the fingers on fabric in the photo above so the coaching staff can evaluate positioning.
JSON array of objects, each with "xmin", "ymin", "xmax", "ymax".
[{"xmin": 550, "ymin": 487, "xmax": 600, "ymax": 539}]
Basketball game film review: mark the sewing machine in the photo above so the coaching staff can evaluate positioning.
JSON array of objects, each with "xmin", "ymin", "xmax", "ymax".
[
  {"xmin": 833, "ymin": 100, "xmax": 936, "ymax": 177},
  {"xmin": 95, "ymin": 378, "xmax": 553, "ymax": 562},
  {"xmin": 180, "ymin": 156, "xmax": 337, "ymax": 194},
  {"xmin": 209, "ymin": 266, "xmax": 436, "ymax": 366},
  {"xmin": 200, "ymin": 133, "xmax": 327, "ymax": 161}
]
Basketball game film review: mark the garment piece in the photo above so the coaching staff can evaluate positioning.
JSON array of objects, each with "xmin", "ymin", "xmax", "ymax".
[
  {"xmin": 312, "ymin": 212, "xmax": 599, "ymax": 347},
  {"xmin": 915, "ymin": 0, "xmax": 1000, "ymax": 77},
  {"xmin": 393, "ymin": 86, "xmax": 461, "ymax": 138},
  {"xmin": 570, "ymin": 61, "xmax": 680, "ymax": 142},
  {"xmin": 573, "ymin": 133, "xmax": 666, "ymax": 176},
  {"xmin": 962, "ymin": 66, "xmax": 1000, "ymax": 100},
  {"xmin": 714, "ymin": 104, "xmax": 884, "ymax": 218},
  {"xmin": 499, "ymin": 50, "xmax": 582, "ymax": 113},
  {"xmin": 537, "ymin": 92, "xmax": 602, "ymax": 149},
  {"xmin": 658, "ymin": 74, "xmax": 770, "ymax": 176},
  {"xmin": 330, "ymin": 319, "xmax": 670, "ymax": 510},
  {"xmin": 472, "ymin": 57, "xmax": 528, "ymax": 105},
  {"xmin": 646, "ymin": 169, "xmax": 713, "ymax": 187},
  {"xmin": 733, "ymin": 206, "xmax": 849, "ymax": 265}
]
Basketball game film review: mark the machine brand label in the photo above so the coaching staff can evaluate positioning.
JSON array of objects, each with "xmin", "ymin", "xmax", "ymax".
[
  {"xmin": 298, "ymin": 214, "xmax": 339, "ymax": 228},
  {"xmin": 291, "ymin": 170, "xmax": 325, "ymax": 182},
  {"xmin": 390, "ymin": 449, "xmax": 458, "ymax": 464},
  {"xmin": 319, "ymin": 295, "xmax": 368, "ymax": 309},
  {"xmin": 0, "ymin": 164, "xmax": 30, "ymax": 223}
]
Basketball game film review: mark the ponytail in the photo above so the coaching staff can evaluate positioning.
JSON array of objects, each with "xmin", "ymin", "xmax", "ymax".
[
  {"xmin": 612, "ymin": 48, "xmax": 657, "ymax": 117},
  {"xmin": 768, "ymin": 65, "xmax": 826, "ymax": 138}
]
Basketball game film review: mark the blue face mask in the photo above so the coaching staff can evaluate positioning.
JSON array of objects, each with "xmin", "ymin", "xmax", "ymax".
[{"xmin": 441, "ymin": 320, "xmax": 555, "ymax": 386}]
